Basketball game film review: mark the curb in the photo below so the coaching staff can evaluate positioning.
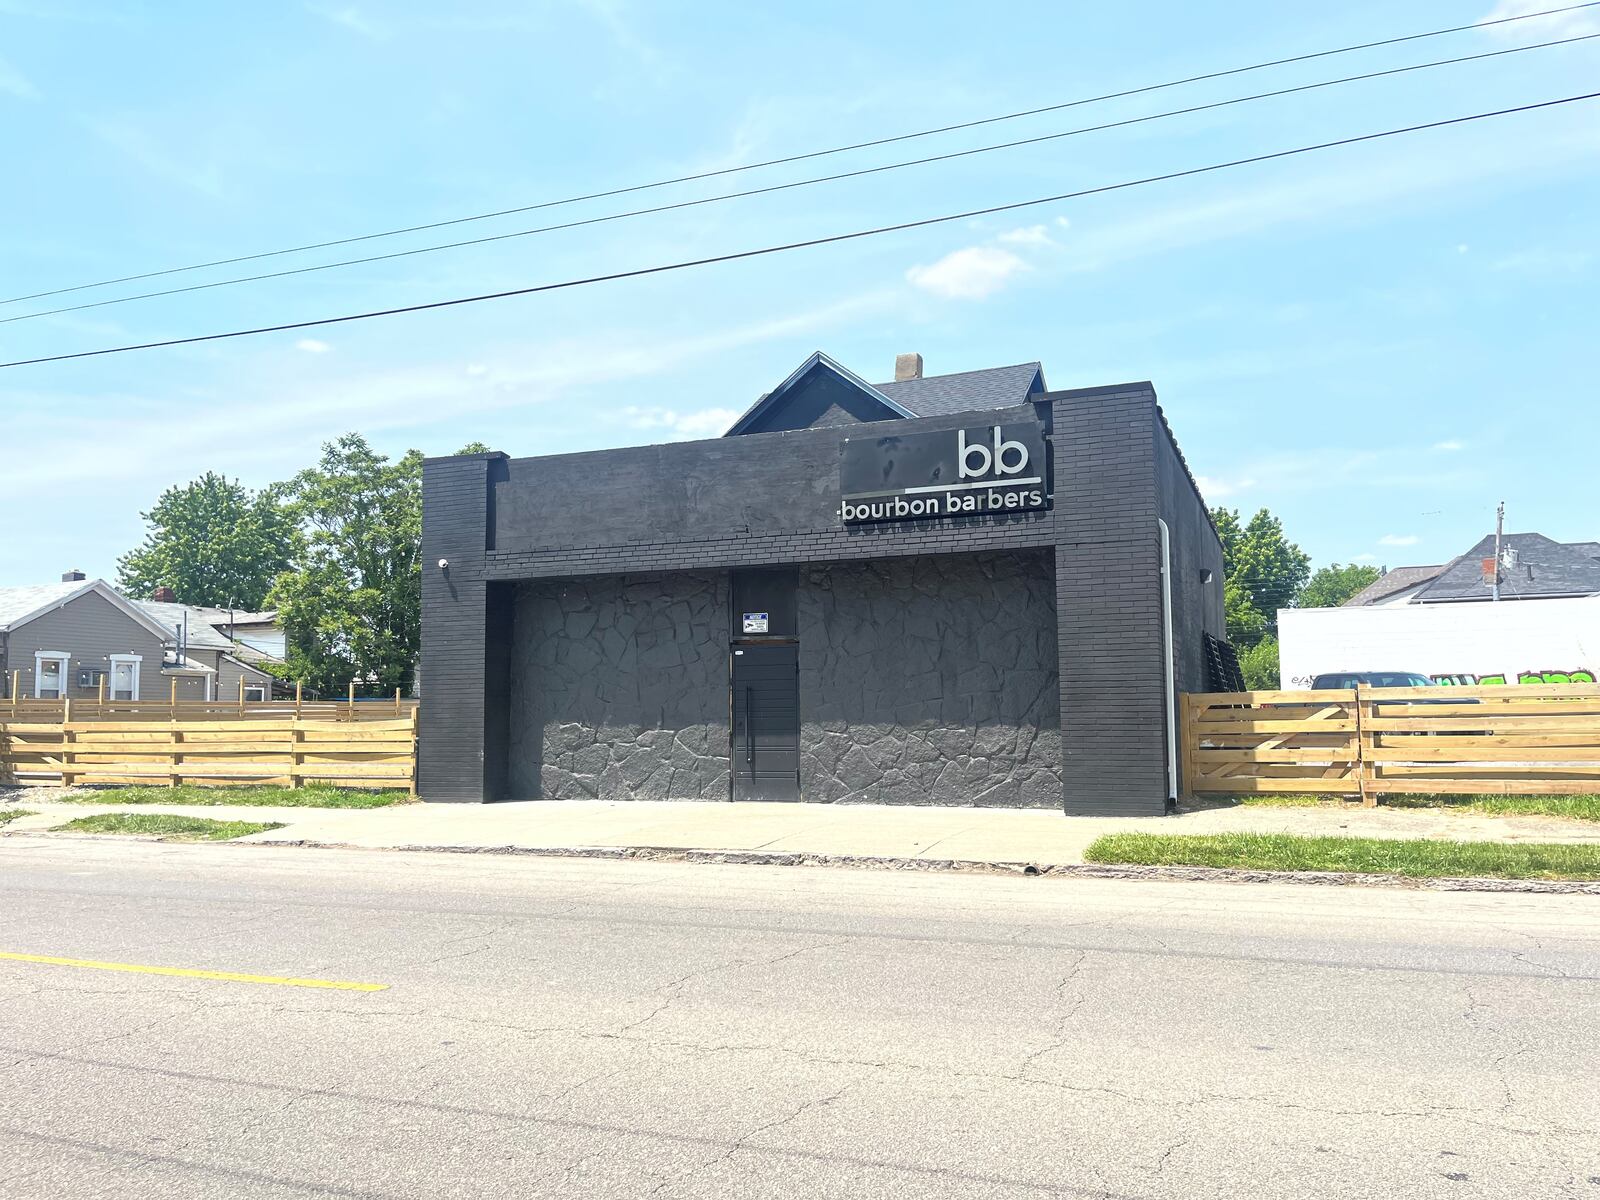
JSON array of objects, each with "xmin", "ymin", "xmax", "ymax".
[{"xmin": 237, "ymin": 837, "xmax": 1600, "ymax": 895}]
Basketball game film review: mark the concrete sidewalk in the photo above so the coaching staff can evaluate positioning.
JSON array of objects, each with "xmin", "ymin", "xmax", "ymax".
[{"xmin": 5, "ymin": 795, "xmax": 1600, "ymax": 870}]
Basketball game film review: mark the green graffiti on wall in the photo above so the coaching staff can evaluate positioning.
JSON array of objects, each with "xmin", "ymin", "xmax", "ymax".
[{"xmin": 1431, "ymin": 669, "xmax": 1597, "ymax": 686}]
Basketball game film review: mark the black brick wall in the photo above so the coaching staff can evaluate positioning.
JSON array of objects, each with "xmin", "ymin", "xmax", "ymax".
[{"xmin": 419, "ymin": 383, "xmax": 1225, "ymax": 813}]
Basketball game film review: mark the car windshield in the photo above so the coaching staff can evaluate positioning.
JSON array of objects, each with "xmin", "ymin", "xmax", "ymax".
[
  {"xmin": 1362, "ymin": 673, "xmax": 1435, "ymax": 688},
  {"xmin": 1313, "ymin": 673, "xmax": 1434, "ymax": 688}
]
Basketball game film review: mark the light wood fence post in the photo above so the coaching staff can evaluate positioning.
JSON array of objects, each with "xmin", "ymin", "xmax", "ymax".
[
  {"xmin": 97, "ymin": 675, "xmax": 105, "ymax": 715},
  {"xmin": 10, "ymin": 670, "xmax": 18, "ymax": 714},
  {"xmin": 1354, "ymin": 685, "xmax": 1374, "ymax": 807},
  {"xmin": 295, "ymin": 681, "xmax": 303, "ymax": 718},
  {"xmin": 170, "ymin": 676, "xmax": 178, "ymax": 715},
  {"xmin": 348, "ymin": 681, "xmax": 356, "ymax": 721},
  {"xmin": 61, "ymin": 697, "xmax": 74, "ymax": 788}
]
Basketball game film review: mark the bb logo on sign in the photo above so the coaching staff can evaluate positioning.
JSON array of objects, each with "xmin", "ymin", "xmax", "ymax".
[{"xmin": 958, "ymin": 427, "xmax": 1030, "ymax": 480}]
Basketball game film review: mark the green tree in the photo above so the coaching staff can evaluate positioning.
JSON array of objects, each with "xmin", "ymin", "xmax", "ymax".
[
  {"xmin": 1211, "ymin": 506, "xmax": 1310, "ymax": 644},
  {"xmin": 269, "ymin": 435, "xmax": 423, "ymax": 695},
  {"xmin": 1297, "ymin": 562, "xmax": 1381, "ymax": 609},
  {"xmin": 118, "ymin": 472, "xmax": 298, "ymax": 610},
  {"xmin": 1239, "ymin": 634, "xmax": 1280, "ymax": 690}
]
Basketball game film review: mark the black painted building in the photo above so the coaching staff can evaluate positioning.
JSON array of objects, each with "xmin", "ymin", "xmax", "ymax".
[{"xmin": 420, "ymin": 352, "xmax": 1226, "ymax": 816}]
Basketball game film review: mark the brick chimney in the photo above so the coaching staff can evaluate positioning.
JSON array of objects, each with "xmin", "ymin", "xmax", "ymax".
[
  {"xmin": 894, "ymin": 352, "xmax": 924, "ymax": 382},
  {"xmin": 152, "ymin": 586, "xmax": 177, "ymax": 603},
  {"xmin": 61, "ymin": 569, "xmax": 85, "ymax": 582}
]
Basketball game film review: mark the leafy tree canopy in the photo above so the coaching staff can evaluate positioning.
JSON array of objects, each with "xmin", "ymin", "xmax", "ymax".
[
  {"xmin": 1297, "ymin": 562, "xmax": 1381, "ymax": 609},
  {"xmin": 1239, "ymin": 635, "xmax": 1281, "ymax": 691},
  {"xmin": 1212, "ymin": 506, "xmax": 1310, "ymax": 644},
  {"xmin": 118, "ymin": 472, "xmax": 298, "ymax": 611},
  {"xmin": 269, "ymin": 435, "xmax": 423, "ymax": 695}
]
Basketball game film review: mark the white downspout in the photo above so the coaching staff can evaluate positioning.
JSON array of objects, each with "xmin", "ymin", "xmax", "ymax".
[{"xmin": 1157, "ymin": 519, "xmax": 1177, "ymax": 805}]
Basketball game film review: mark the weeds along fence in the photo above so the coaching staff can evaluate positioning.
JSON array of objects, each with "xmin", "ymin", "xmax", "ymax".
[
  {"xmin": 0, "ymin": 698, "xmax": 418, "ymax": 792},
  {"xmin": 1182, "ymin": 683, "xmax": 1600, "ymax": 805}
]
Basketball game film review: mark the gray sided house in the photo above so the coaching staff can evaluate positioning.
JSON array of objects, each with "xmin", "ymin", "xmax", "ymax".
[
  {"xmin": 421, "ymin": 352, "xmax": 1227, "ymax": 816},
  {"xmin": 0, "ymin": 574, "xmax": 275, "ymax": 702}
]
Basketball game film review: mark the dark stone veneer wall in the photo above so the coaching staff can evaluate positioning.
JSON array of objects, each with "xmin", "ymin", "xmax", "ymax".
[
  {"xmin": 508, "ymin": 572, "xmax": 731, "ymax": 801},
  {"xmin": 798, "ymin": 552, "xmax": 1060, "ymax": 807}
]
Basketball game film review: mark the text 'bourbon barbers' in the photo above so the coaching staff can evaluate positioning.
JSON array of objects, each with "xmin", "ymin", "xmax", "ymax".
[{"xmin": 838, "ymin": 422, "xmax": 1051, "ymax": 524}]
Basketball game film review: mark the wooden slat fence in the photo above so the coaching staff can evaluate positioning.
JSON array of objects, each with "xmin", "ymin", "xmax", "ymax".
[
  {"xmin": 1, "ymin": 710, "xmax": 418, "ymax": 793},
  {"xmin": 1183, "ymin": 683, "xmax": 1600, "ymax": 805}
]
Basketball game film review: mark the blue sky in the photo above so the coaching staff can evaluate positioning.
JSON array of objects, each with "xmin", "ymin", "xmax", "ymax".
[{"xmin": 1, "ymin": 0, "xmax": 1596, "ymax": 588}]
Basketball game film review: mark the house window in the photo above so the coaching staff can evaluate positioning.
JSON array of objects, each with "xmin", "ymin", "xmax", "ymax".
[
  {"xmin": 34, "ymin": 652, "xmax": 70, "ymax": 699},
  {"xmin": 109, "ymin": 655, "xmax": 142, "ymax": 702},
  {"xmin": 243, "ymin": 684, "xmax": 267, "ymax": 702}
]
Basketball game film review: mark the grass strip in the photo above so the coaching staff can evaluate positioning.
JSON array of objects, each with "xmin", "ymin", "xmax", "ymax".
[
  {"xmin": 1233, "ymin": 793, "xmax": 1600, "ymax": 822},
  {"xmin": 1084, "ymin": 832, "xmax": 1600, "ymax": 881},
  {"xmin": 61, "ymin": 783, "xmax": 409, "ymax": 809},
  {"xmin": 0, "ymin": 809, "xmax": 36, "ymax": 828},
  {"xmin": 54, "ymin": 813, "xmax": 284, "ymax": 842}
]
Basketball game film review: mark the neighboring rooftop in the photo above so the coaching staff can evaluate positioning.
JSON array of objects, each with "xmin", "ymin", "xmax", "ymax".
[
  {"xmin": 1351, "ymin": 533, "xmax": 1600, "ymax": 605},
  {"xmin": 1341, "ymin": 564, "xmax": 1446, "ymax": 607},
  {"xmin": 0, "ymin": 580, "xmax": 90, "ymax": 631},
  {"xmin": 871, "ymin": 361, "xmax": 1046, "ymax": 417},
  {"xmin": 133, "ymin": 600, "xmax": 247, "ymax": 651},
  {"xmin": 1415, "ymin": 532, "xmax": 1600, "ymax": 602},
  {"xmin": 724, "ymin": 352, "xmax": 1046, "ymax": 436}
]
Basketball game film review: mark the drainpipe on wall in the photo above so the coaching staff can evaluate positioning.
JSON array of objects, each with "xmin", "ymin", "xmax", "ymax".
[{"xmin": 1157, "ymin": 520, "xmax": 1177, "ymax": 809}]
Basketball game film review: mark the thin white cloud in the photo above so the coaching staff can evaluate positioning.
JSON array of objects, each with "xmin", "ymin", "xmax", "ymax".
[
  {"xmin": 1379, "ymin": 534, "xmax": 1420, "ymax": 547},
  {"xmin": 1479, "ymin": 0, "xmax": 1600, "ymax": 38},
  {"xmin": 622, "ymin": 406, "xmax": 743, "ymax": 440},
  {"xmin": 1194, "ymin": 474, "xmax": 1254, "ymax": 499},
  {"xmin": 1432, "ymin": 439, "xmax": 1465, "ymax": 452},
  {"xmin": 295, "ymin": 338, "xmax": 331, "ymax": 354},
  {"xmin": 1352, "ymin": 554, "xmax": 1380, "ymax": 564},
  {"xmin": 1492, "ymin": 247, "xmax": 1593, "ymax": 275},
  {"xmin": 997, "ymin": 224, "xmax": 1057, "ymax": 248},
  {"xmin": 906, "ymin": 246, "xmax": 1028, "ymax": 300},
  {"xmin": 1056, "ymin": 120, "xmax": 1600, "ymax": 275},
  {"xmin": 88, "ymin": 118, "xmax": 224, "ymax": 198},
  {"xmin": 305, "ymin": 4, "xmax": 387, "ymax": 38},
  {"xmin": 0, "ymin": 56, "xmax": 39, "ymax": 100}
]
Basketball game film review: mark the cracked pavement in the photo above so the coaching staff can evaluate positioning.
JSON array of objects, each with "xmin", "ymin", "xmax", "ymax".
[{"xmin": 0, "ymin": 838, "xmax": 1597, "ymax": 1197}]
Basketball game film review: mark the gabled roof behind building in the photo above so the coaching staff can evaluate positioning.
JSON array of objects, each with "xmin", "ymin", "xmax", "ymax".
[
  {"xmin": 133, "ymin": 600, "xmax": 242, "ymax": 650},
  {"xmin": 0, "ymin": 578, "xmax": 177, "ymax": 641},
  {"xmin": 1414, "ymin": 532, "xmax": 1600, "ymax": 602},
  {"xmin": 873, "ymin": 362, "xmax": 1045, "ymax": 417},
  {"xmin": 1342, "ymin": 564, "xmax": 1446, "ymax": 607},
  {"xmin": 723, "ymin": 353, "xmax": 1046, "ymax": 436}
]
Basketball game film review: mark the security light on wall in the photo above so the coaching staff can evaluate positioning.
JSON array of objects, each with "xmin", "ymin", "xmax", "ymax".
[
  {"xmin": 438, "ymin": 558, "xmax": 449, "ymax": 571},
  {"xmin": 1200, "ymin": 568, "xmax": 1214, "ymax": 584}
]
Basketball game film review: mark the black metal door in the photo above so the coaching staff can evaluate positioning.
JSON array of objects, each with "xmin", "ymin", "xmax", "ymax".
[{"xmin": 730, "ymin": 643, "xmax": 800, "ymax": 801}]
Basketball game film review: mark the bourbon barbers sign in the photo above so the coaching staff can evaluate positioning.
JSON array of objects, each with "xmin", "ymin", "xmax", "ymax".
[{"xmin": 839, "ymin": 421, "xmax": 1050, "ymax": 524}]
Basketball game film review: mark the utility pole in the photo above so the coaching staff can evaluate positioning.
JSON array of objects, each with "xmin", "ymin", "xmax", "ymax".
[{"xmin": 1493, "ymin": 500, "xmax": 1504, "ymax": 602}]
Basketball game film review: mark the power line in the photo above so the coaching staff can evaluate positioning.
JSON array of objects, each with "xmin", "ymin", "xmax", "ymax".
[
  {"xmin": 8, "ymin": 32, "xmax": 1591, "ymax": 326},
  {"xmin": 2, "ymin": 91, "xmax": 1593, "ymax": 371},
  {"xmin": 4, "ymin": 0, "xmax": 1594, "ymax": 309}
]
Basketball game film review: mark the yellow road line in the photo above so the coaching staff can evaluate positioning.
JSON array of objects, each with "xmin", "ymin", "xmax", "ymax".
[{"xmin": 0, "ymin": 951, "xmax": 387, "ymax": 991}]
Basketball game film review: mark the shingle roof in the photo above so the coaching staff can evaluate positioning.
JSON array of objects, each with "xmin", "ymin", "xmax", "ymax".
[
  {"xmin": 873, "ymin": 362, "xmax": 1045, "ymax": 417},
  {"xmin": 1415, "ymin": 533, "xmax": 1600, "ymax": 602},
  {"xmin": 133, "ymin": 601, "xmax": 238, "ymax": 650},
  {"xmin": 0, "ymin": 581, "xmax": 90, "ymax": 630},
  {"xmin": 1342, "ymin": 564, "xmax": 1446, "ymax": 606}
]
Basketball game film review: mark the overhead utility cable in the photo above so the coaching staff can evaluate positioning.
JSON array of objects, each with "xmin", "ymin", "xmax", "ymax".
[
  {"xmin": 3, "ymin": 91, "xmax": 1593, "ymax": 370},
  {"xmin": 3, "ymin": 0, "xmax": 1594, "ymax": 307},
  {"xmin": 6, "ymin": 32, "xmax": 1591, "ymax": 325}
]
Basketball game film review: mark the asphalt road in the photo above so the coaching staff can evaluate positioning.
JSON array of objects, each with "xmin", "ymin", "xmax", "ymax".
[{"xmin": 0, "ymin": 840, "xmax": 1596, "ymax": 1199}]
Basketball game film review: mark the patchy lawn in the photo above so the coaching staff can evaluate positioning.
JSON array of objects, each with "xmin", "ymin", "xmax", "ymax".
[
  {"xmin": 1085, "ymin": 832, "xmax": 1600, "ymax": 881},
  {"xmin": 1230, "ymin": 792, "xmax": 1600, "ymax": 823},
  {"xmin": 53, "ymin": 813, "xmax": 284, "ymax": 842},
  {"xmin": 59, "ymin": 783, "xmax": 409, "ymax": 809},
  {"xmin": 0, "ymin": 809, "xmax": 35, "ymax": 828}
]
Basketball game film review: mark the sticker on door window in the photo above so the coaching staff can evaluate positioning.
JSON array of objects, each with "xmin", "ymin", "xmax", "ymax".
[{"xmin": 742, "ymin": 612, "xmax": 769, "ymax": 634}]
